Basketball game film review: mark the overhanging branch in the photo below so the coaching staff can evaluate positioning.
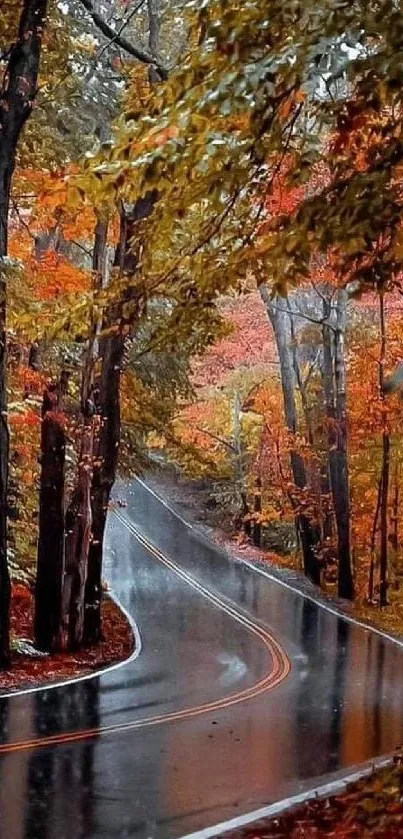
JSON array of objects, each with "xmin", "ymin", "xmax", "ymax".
[{"xmin": 77, "ymin": 0, "xmax": 168, "ymax": 79}]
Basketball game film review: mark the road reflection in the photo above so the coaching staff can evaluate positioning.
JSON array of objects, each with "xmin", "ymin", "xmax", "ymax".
[
  {"xmin": 0, "ymin": 680, "xmax": 99, "ymax": 839},
  {"xmin": 1, "ymin": 479, "xmax": 403, "ymax": 837}
]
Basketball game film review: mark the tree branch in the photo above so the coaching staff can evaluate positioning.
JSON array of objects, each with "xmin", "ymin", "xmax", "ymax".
[
  {"xmin": 77, "ymin": 0, "xmax": 168, "ymax": 79},
  {"xmin": 96, "ymin": 0, "xmax": 147, "ymax": 64},
  {"xmin": 195, "ymin": 426, "xmax": 237, "ymax": 453},
  {"xmin": 147, "ymin": 0, "xmax": 160, "ymax": 84}
]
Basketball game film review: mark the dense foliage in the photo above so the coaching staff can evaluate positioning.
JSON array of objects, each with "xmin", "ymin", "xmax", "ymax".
[{"xmin": 2, "ymin": 0, "xmax": 403, "ymax": 671}]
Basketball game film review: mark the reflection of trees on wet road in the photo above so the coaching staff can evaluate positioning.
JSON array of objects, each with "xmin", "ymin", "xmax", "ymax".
[
  {"xmin": 0, "ymin": 680, "xmax": 99, "ymax": 839},
  {"xmin": 292, "ymin": 599, "xmax": 350, "ymax": 778},
  {"xmin": 2, "ymin": 479, "xmax": 403, "ymax": 838}
]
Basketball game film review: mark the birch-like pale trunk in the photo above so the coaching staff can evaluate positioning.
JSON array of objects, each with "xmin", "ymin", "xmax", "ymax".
[{"xmin": 259, "ymin": 283, "xmax": 320, "ymax": 585}]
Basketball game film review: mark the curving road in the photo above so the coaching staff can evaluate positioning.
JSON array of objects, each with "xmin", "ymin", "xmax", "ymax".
[{"xmin": 1, "ymin": 479, "xmax": 403, "ymax": 838}]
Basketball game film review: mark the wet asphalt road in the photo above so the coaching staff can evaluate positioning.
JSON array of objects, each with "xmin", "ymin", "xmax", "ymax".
[{"xmin": 1, "ymin": 479, "xmax": 403, "ymax": 839}]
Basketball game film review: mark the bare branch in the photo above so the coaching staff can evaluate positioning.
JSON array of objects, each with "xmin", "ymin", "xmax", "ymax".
[
  {"xmin": 96, "ymin": 0, "xmax": 147, "ymax": 64},
  {"xmin": 77, "ymin": 0, "xmax": 168, "ymax": 79}
]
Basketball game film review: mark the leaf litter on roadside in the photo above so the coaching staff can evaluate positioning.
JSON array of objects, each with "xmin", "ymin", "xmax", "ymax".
[{"xmin": 221, "ymin": 752, "xmax": 403, "ymax": 839}]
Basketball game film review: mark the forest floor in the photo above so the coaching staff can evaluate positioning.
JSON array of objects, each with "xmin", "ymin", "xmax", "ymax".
[
  {"xmin": 0, "ymin": 583, "xmax": 134, "ymax": 693},
  {"xmin": 217, "ymin": 753, "xmax": 403, "ymax": 839}
]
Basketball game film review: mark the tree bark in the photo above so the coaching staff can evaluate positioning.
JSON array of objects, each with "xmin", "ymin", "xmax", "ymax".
[
  {"xmin": 0, "ymin": 0, "xmax": 49, "ymax": 665},
  {"xmin": 259, "ymin": 284, "xmax": 321, "ymax": 585},
  {"xmin": 83, "ymin": 190, "xmax": 157, "ymax": 644},
  {"xmin": 84, "ymin": 199, "xmax": 154, "ymax": 643},
  {"xmin": 391, "ymin": 464, "xmax": 399, "ymax": 558},
  {"xmin": 78, "ymin": 0, "xmax": 168, "ymax": 79},
  {"xmin": 379, "ymin": 290, "xmax": 390, "ymax": 608},
  {"xmin": 369, "ymin": 476, "xmax": 382, "ymax": 601},
  {"xmin": 34, "ymin": 383, "xmax": 66, "ymax": 651},
  {"xmin": 322, "ymin": 290, "xmax": 354, "ymax": 600},
  {"xmin": 60, "ymin": 218, "xmax": 108, "ymax": 649},
  {"xmin": 84, "ymin": 329, "xmax": 124, "ymax": 643},
  {"xmin": 147, "ymin": 0, "xmax": 161, "ymax": 85},
  {"xmin": 253, "ymin": 476, "xmax": 262, "ymax": 547},
  {"xmin": 233, "ymin": 390, "xmax": 251, "ymax": 537},
  {"xmin": 379, "ymin": 429, "xmax": 390, "ymax": 607},
  {"xmin": 60, "ymin": 417, "xmax": 95, "ymax": 649},
  {"xmin": 333, "ymin": 290, "xmax": 354, "ymax": 599}
]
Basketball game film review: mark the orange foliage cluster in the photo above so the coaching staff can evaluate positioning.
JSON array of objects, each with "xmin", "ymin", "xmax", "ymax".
[
  {"xmin": 31, "ymin": 250, "xmax": 91, "ymax": 299},
  {"xmin": 9, "ymin": 229, "xmax": 91, "ymax": 300},
  {"xmin": 179, "ymin": 401, "xmax": 219, "ymax": 449},
  {"xmin": 12, "ymin": 365, "xmax": 46, "ymax": 397},
  {"xmin": 8, "ymin": 410, "xmax": 40, "ymax": 429}
]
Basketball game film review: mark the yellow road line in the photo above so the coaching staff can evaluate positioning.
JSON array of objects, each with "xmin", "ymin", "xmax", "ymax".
[{"xmin": 0, "ymin": 514, "xmax": 291, "ymax": 755}]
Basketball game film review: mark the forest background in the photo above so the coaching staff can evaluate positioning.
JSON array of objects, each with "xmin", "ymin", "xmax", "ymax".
[{"xmin": 1, "ymin": 0, "xmax": 403, "ymax": 669}]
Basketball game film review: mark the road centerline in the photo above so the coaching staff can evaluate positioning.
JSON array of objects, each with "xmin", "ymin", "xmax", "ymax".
[{"xmin": 0, "ymin": 511, "xmax": 290, "ymax": 756}]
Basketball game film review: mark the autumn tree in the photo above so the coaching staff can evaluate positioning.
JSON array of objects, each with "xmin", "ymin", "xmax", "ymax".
[
  {"xmin": 0, "ymin": 0, "xmax": 185, "ymax": 663},
  {"xmin": 0, "ymin": 0, "xmax": 50, "ymax": 666}
]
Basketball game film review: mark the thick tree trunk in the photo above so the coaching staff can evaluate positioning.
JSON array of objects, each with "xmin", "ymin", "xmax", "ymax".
[
  {"xmin": 84, "ymin": 195, "xmax": 158, "ymax": 643},
  {"xmin": 84, "ymin": 332, "xmax": 124, "ymax": 643},
  {"xmin": 34, "ymin": 385, "xmax": 66, "ymax": 651},
  {"xmin": 259, "ymin": 284, "xmax": 321, "ymax": 585},
  {"xmin": 0, "ymin": 0, "xmax": 48, "ymax": 666},
  {"xmin": 287, "ymin": 296, "xmax": 333, "ymax": 541},
  {"xmin": 84, "ymin": 209, "xmax": 132, "ymax": 643},
  {"xmin": 68, "ymin": 425, "xmax": 94, "ymax": 648},
  {"xmin": 58, "ymin": 219, "xmax": 108, "ymax": 649},
  {"xmin": 60, "ymin": 417, "xmax": 95, "ymax": 650}
]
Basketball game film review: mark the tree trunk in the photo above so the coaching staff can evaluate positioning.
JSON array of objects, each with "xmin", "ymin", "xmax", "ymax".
[
  {"xmin": 379, "ymin": 430, "xmax": 390, "ymax": 607},
  {"xmin": 333, "ymin": 290, "xmax": 354, "ymax": 600},
  {"xmin": 34, "ymin": 384, "xmax": 66, "ymax": 651},
  {"xmin": 233, "ymin": 390, "xmax": 252, "ymax": 537},
  {"xmin": 391, "ymin": 464, "xmax": 399, "ymax": 557},
  {"xmin": 0, "ymin": 269, "xmax": 10, "ymax": 665},
  {"xmin": 322, "ymin": 290, "xmax": 354, "ymax": 600},
  {"xmin": 84, "ymin": 194, "xmax": 158, "ymax": 643},
  {"xmin": 59, "ymin": 218, "xmax": 108, "ymax": 649},
  {"xmin": 259, "ymin": 284, "xmax": 321, "ymax": 585},
  {"xmin": 0, "ymin": 0, "xmax": 48, "ymax": 666},
  {"xmin": 83, "ymin": 204, "xmax": 139, "ymax": 642},
  {"xmin": 369, "ymin": 476, "xmax": 382, "ymax": 602},
  {"xmin": 84, "ymin": 331, "xmax": 124, "ymax": 643},
  {"xmin": 287, "ymin": 295, "xmax": 333, "ymax": 541},
  {"xmin": 379, "ymin": 290, "xmax": 390, "ymax": 608},
  {"xmin": 147, "ymin": 0, "xmax": 161, "ymax": 85},
  {"xmin": 60, "ymin": 417, "xmax": 95, "ymax": 649},
  {"xmin": 253, "ymin": 476, "xmax": 262, "ymax": 547}
]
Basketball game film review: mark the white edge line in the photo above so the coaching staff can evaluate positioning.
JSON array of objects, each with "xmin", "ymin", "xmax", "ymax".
[
  {"xmin": 179, "ymin": 756, "xmax": 393, "ymax": 839},
  {"xmin": 136, "ymin": 476, "xmax": 403, "ymax": 651},
  {"xmin": 134, "ymin": 477, "xmax": 403, "ymax": 837},
  {"xmin": 0, "ymin": 590, "xmax": 142, "ymax": 700},
  {"xmin": 3, "ymin": 478, "xmax": 400, "ymax": 826}
]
